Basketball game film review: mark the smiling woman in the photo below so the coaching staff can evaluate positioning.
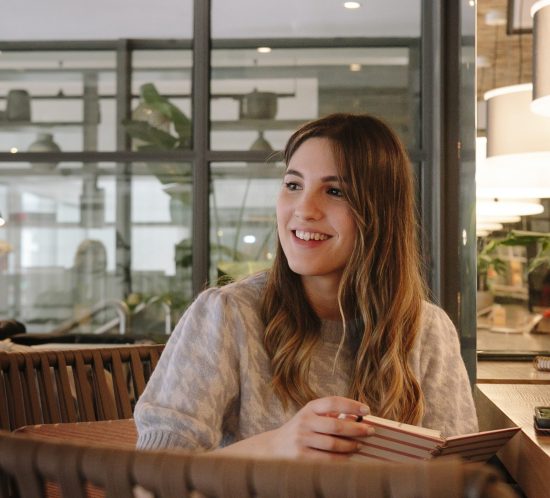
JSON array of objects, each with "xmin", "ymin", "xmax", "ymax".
[
  {"xmin": 134, "ymin": 113, "xmax": 478, "ymax": 459},
  {"xmin": 276, "ymin": 137, "xmax": 356, "ymax": 294}
]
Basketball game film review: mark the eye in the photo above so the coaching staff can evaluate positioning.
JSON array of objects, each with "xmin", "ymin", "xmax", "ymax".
[
  {"xmin": 327, "ymin": 186, "xmax": 344, "ymax": 197},
  {"xmin": 284, "ymin": 181, "xmax": 301, "ymax": 191}
]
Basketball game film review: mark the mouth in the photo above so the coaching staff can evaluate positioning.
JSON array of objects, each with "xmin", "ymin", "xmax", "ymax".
[{"xmin": 293, "ymin": 229, "xmax": 330, "ymax": 241}]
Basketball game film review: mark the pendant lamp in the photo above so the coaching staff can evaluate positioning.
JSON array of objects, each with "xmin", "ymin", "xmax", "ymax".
[
  {"xmin": 478, "ymin": 84, "xmax": 550, "ymax": 198},
  {"xmin": 531, "ymin": 0, "xmax": 550, "ymax": 116},
  {"xmin": 477, "ymin": 198, "xmax": 544, "ymax": 218}
]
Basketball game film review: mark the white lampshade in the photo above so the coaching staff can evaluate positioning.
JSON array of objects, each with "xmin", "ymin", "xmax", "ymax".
[
  {"xmin": 476, "ymin": 214, "xmax": 521, "ymax": 224},
  {"xmin": 477, "ymin": 222, "xmax": 503, "ymax": 237},
  {"xmin": 477, "ymin": 198, "xmax": 544, "ymax": 218},
  {"xmin": 480, "ymin": 84, "xmax": 550, "ymax": 198},
  {"xmin": 531, "ymin": 1, "xmax": 550, "ymax": 117}
]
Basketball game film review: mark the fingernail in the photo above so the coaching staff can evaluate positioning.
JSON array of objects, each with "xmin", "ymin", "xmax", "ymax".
[
  {"xmin": 366, "ymin": 426, "xmax": 375, "ymax": 436},
  {"xmin": 359, "ymin": 405, "xmax": 370, "ymax": 415}
]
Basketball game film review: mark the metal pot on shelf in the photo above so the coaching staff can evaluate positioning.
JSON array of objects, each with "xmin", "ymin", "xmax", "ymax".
[{"xmin": 239, "ymin": 89, "xmax": 278, "ymax": 120}]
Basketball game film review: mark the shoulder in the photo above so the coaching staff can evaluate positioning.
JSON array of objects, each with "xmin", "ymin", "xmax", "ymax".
[
  {"xmin": 182, "ymin": 271, "xmax": 268, "ymax": 325},
  {"xmin": 413, "ymin": 301, "xmax": 461, "ymax": 362},
  {"xmin": 193, "ymin": 271, "xmax": 267, "ymax": 311},
  {"xmin": 419, "ymin": 301, "xmax": 458, "ymax": 341},
  {"xmin": 212, "ymin": 271, "xmax": 268, "ymax": 302}
]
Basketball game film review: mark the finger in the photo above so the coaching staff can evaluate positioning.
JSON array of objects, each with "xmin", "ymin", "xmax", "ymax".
[
  {"xmin": 302, "ymin": 432, "xmax": 361, "ymax": 454},
  {"xmin": 307, "ymin": 396, "xmax": 370, "ymax": 417},
  {"xmin": 309, "ymin": 414, "xmax": 375, "ymax": 438}
]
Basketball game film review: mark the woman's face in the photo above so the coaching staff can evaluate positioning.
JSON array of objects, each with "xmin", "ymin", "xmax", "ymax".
[{"xmin": 276, "ymin": 137, "xmax": 356, "ymax": 286}]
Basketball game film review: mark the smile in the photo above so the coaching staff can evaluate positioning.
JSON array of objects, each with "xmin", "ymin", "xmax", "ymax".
[{"xmin": 294, "ymin": 230, "xmax": 329, "ymax": 241}]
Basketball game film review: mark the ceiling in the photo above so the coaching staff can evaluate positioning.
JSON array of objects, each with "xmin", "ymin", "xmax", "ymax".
[
  {"xmin": 0, "ymin": 0, "xmax": 422, "ymax": 40},
  {"xmin": 477, "ymin": 0, "xmax": 535, "ymax": 102}
]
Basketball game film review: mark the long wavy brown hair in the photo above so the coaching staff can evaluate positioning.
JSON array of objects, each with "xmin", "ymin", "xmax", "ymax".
[{"xmin": 260, "ymin": 113, "xmax": 426, "ymax": 424}]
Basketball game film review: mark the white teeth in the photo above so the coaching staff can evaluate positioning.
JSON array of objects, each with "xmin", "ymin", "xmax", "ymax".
[{"xmin": 295, "ymin": 230, "xmax": 328, "ymax": 241}]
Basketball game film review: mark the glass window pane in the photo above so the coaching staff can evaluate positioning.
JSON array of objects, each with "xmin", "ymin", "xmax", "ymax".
[
  {"xmin": 130, "ymin": 49, "xmax": 193, "ymax": 152},
  {"xmin": 212, "ymin": 0, "xmax": 420, "ymax": 38},
  {"xmin": 1, "ymin": 0, "xmax": 192, "ymax": 41},
  {"xmin": 209, "ymin": 161, "xmax": 282, "ymax": 284},
  {"xmin": 211, "ymin": 45, "xmax": 419, "ymax": 151},
  {"xmin": 0, "ymin": 160, "xmax": 192, "ymax": 339},
  {"xmin": 0, "ymin": 47, "xmax": 193, "ymax": 153},
  {"xmin": 0, "ymin": 50, "xmax": 117, "ymax": 153}
]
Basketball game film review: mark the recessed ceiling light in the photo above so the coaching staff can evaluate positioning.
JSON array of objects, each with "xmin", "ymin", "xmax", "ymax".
[
  {"xmin": 257, "ymin": 47, "xmax": 271, "ymax": 54},
  {"xmin": 344, "ymin": 2, "xmax": 361, "ymax": 9},
  {"xmin": 9, "ymin": 147, "xmax": 18, "ymax": 153},
  {"xmin": 469, "ymin": 0, "xmax": 475, "ymax": 6},
  {"xmin": 243, "ymin": 235, "xmax": 256, "ymax": 244},
  {"xmin": 349, "ymin": 63, "xmax": 362, "ymax": 72}
]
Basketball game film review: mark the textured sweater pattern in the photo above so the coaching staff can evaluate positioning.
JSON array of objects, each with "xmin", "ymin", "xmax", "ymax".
[{"xmin": 135, "ymin": 273, "xmax": 478, "ymax": 450}]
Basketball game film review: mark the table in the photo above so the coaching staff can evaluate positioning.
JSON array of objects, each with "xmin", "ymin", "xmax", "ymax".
[
  {"xmin": 477, "ymin": 328, "xmax": 550, "ymax": 354},
  {"xmin": 477, "ymin": 360, "xmax": 550, "ymax": 384},
  {"xmin": 475, "ymin": 383, "xmax": 550, "ymax": 498},
  {"xmin": 15, "ymin": 418, "xmax": 137, "ymax": 448}
]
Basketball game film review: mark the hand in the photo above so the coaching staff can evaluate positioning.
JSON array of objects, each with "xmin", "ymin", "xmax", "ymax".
[
  {"xmin": 269, "ymin": 396, "xmax": 373, "ymax": 459},
  {"xmin": 216, "ymin": 396, "xmax": 373, "ymax": 460}
]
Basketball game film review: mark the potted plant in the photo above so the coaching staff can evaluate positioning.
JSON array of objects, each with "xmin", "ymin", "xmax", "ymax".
[
  {"xmin": 477, "ymin": 230, "xmax": 550, "ymax": 309},
  {"xmin": 123, "ymin": 83, "xmax": 192, "ymax": 185}
]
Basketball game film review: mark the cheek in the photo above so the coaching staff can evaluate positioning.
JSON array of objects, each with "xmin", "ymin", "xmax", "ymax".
[{"xmin": 275, "ymin": 194, "xmax": 288, "ymax": 225}]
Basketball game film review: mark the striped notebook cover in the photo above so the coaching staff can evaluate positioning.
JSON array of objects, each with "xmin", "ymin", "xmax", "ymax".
[{"xmin": 350, "ymin": 415, "xmax": 520, "ymax": 464}]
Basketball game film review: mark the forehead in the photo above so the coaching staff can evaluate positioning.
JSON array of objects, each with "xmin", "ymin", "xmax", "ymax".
[{"xmin": 286, "ymin": 137, "xmax": 338, "ymax": 176}]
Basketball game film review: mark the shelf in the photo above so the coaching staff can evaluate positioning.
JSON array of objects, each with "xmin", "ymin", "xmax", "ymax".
[
  {"xmin": 1, "ymin": 119, "xmax": 306, "ymax": 133},
  {"xmin": 211, "ymin": 119, "xmax": 307, "ymax": 132},
  {"xmin": 3, "ymin": 220, "xmax": 187, "ymax": 229},
  {"xmin": 0, "ymin": 121, "xmax": 84, "ymax": 132}
]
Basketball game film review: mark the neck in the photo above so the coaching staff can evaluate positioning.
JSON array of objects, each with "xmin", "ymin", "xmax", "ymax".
[{"xmin": 301, "ymin": 275, "xmax": 342, "ymax": 321}]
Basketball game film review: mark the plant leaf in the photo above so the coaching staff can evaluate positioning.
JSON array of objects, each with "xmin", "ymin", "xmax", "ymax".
[
  {"xmin": 138, "ymin": 83, "xmax": 191, "ymax": 146},
  {"xmin": 122, "ymin": 119, "xmax": 178, "ymax": 149}
]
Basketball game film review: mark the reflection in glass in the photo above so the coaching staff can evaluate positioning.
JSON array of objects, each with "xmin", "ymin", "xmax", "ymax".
[
  {"xmin": 0, "ymin": 161, "xmax": 192, "ymax": 339},
  {"xmin": 0, "ymin": 50, "xmax": 117, "ymax": 153},
  {"xmin": 211, "ymin": 45, "xmax": 418, "ymax": 151}
]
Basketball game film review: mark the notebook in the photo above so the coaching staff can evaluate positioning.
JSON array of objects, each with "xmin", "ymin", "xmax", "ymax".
[{"xmin": 349, "ymin": 414, "xmax": 520, "ymax": 463}]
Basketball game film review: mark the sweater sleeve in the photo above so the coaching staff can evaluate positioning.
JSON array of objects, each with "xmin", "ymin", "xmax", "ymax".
[
  {"xmin": 418, "ymin": 304, "xmax": 479, "ymax": 436},
  {"xmin": 134, "ymin": 286, "xmax": 242, "ymax": 451}
]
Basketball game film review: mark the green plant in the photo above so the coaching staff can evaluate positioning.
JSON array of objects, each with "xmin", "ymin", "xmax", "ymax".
[
  {"xmin": 122, "ymin": 83, "xmax": 191, "ymax": 151},
  {"xmin": 477, "ymin": 230, "xmax": 550, "ymax": 291}
]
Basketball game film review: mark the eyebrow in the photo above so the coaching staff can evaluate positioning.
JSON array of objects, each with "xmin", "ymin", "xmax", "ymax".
[{"xmin": 284, "ymin": 169, "xmax": 344, "ymax": 183}]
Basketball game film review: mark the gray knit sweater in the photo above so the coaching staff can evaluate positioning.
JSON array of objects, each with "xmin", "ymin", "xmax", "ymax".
[{"xmin": 134, "ymin": 273, "xmax": 478, "ymax": 450}]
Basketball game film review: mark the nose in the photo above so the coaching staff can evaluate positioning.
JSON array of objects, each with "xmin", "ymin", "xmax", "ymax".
[{"xmin": 294, "ymin": 191, "xmax": 322, "ymax": 221}]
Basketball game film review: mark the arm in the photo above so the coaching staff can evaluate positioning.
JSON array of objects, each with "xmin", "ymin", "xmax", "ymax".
[
  {"xmin": 418, "ymin": 304, "xmax": 479, "ymax": 436},
  {"xmin": 213, "ymin": 396, "xmax": 373, "ymax": 460},
  {"xmin": 134, "ymin": 287, "xmax": 241, "ymax": 450}
]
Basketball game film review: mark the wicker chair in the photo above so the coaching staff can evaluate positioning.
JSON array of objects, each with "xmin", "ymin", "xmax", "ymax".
[
  {"xmin": 0, "ymin": 429, "xmax": 519, "ymax": 498},
  {"xmin": 0, "ymin": 345, "xmax": 164, "ymax": 431}
]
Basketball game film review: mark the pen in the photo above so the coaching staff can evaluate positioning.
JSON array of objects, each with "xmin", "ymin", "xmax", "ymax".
[{"xmin": 337, "ymin": 413, "xmax": 364, "ymax": 422}]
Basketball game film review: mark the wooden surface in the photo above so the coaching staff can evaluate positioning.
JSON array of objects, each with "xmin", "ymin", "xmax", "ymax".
[
  {"xmin": 477, "ymin": 360, "xmax": 550, "ymax": 384},
  {"xmin": 475, "ymin": 383, "xmax": 550, "ymax": 498},
  {"xmin": 477, "ymin": 328, "xmax": 550, "ymax": 353},
  {"xmin": 15, "ymin": 418, "xmax": 137, "ymax": 449}
]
